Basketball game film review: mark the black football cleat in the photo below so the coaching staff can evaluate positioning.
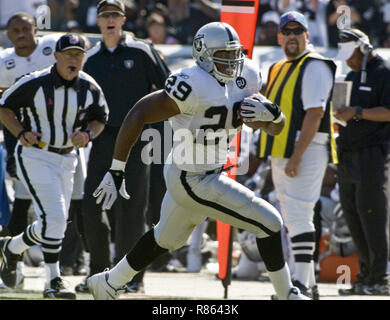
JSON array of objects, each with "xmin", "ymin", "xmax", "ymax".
[{"xmin": 0, "ymin": 237, "xmax": 21, "ymax": 288}]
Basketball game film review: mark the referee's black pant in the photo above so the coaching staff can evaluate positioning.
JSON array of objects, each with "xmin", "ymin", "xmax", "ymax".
[
  {"xmin": 337, "ymin": 144, "xmax": 390, "ymax": 285},
  {"xmin": 82, "ymin": 125, "xmax": 150, "ymax": 276}
]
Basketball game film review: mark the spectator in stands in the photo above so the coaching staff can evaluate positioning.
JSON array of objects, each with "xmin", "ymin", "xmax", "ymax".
[
  {"xmin": 383, "ymin": 24, "xmax": 390, "ymax": 48},
  {"xmin": 69, "ymin": 0, "xmax": 100, "ymax": 34},
  {"xmin": 168, "ymin": 0, "xmax": 220, "ymax": 44},
  {"xmin": 347, "ymin": 0, "xmax": 383, "ymax": 47},
  {"xmin": 327, "ymin": 0, "xmax": 383, "ymax": 48},
  {"xmin": 379, "ymin": 0, "xmax": 390, "ymax": 48},
  {"xmin": 47, "ymin": 0, "xmax": 78, "ymax": 31},
  {"xmin": 279, "ymin": 0, "xmax": 329, "ymax": 47},
  {"xmin": 66, "ymin": 20, "xmax": 83, "ymax": 33},
  {"xmin": 256, "ymin": 10, "xmax": 280, "ymax": 46},
  {"xmin": 146, "ymin": 12, "xmax": 179, "ymax": 44},
  {"xmin": 327, "ymin": 0, "xmax": 356, "ymax": 48}
]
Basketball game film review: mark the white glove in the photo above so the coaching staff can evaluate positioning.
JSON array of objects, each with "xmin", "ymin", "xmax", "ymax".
[
  {"xmin": 240, "ymin": 94, "xmax": 283, "ymax": 123},
  {"xmin": 93, "ymin": 170, "xmax": 130, "ymax": 210}
]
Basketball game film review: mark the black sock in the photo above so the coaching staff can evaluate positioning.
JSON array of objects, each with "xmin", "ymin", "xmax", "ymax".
[
  {"xmin": 256, "ymin": 231, "xmax": 285, "ymax": 272},
  {"xmin": 125, "ymin": 229, "xmax": 168, "ymax": 271}
]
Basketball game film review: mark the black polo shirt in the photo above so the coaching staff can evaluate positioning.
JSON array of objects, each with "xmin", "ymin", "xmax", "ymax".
[
  {"xmin": 83, "ymin": 33, "xmax": 170, "ymax": 128},
  {"xmin": 336, "ymin": 55, "xmax": 390, "ymax": 149}
]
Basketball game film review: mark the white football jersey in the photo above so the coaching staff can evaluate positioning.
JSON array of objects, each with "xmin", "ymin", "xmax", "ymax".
[
  {"xmin": 165, "ymin": 58, "xmax": 262, "ymax": 172},
  {"xmin": 0, "ymin": 33, "xmax": 61, "ymax": 88}
]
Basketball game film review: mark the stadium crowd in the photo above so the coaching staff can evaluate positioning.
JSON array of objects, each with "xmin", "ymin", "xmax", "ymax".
[
  {"xmin": 0, "ymin": 0, "xmax": 389, "ymax": 300},
  {"xmin": 0, "ymin": 0, "xmax": 389, "ymax": 47}
]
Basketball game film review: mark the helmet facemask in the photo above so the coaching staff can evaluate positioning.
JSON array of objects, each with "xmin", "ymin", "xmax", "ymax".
[
  {"xmin": 193, "ymin": 22, "xmax": 245, "ymax": 83},
  {"xmin": 210, "ymin": 46, "xmax": 244, "ymax": 83}
]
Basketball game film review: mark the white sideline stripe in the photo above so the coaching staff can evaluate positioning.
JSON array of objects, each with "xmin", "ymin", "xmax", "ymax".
[{"xmin": 221, "ymin": 6, "xmax": 255, "ymax": 14}]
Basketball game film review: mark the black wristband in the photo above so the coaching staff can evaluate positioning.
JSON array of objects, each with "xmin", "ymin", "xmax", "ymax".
[
  {"xmin": 84, "ymin": 129, "xmax": 94, "ymax": 141},
  {"xmin": 353, "ymin": 106, "xmax": 363, "ymax": 121},
  {"xmin": 109, "ymin": 169, "xmax": 124, "ymax": 190},
  {"xmin": 16, "ymin": 129, "xmax": 27, "ymax": 140}
]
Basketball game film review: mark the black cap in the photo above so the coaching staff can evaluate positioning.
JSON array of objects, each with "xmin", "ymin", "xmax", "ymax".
[
  {"xmin": 97, "ymin": 0, "xmax": 125, "ymax": 14},
  {"xmin": 55, "ymin": 34, "xmax": 86, "ymax": 53}
]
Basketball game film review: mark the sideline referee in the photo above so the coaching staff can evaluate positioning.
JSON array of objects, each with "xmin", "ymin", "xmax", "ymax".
[
  {"xmin": 77, "ymin": 0, "xmax": 170, "ymax": 293},
  {"xmin": 0, "ymin": 34, "xmax": 108, "ymax": 299}
]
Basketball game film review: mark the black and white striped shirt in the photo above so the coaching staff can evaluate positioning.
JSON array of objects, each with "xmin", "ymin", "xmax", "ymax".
[{"xmin": 0, "ymin": 65, "xmax": 109, "ymax": 150}]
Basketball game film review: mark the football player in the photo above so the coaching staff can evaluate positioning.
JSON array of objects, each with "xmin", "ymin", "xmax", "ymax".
[{"xmin": 87, "ymin": 22, "xmax": 308, "ymax": 300}]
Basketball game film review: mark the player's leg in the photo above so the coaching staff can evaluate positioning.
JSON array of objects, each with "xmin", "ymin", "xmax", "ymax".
[
  {"xmin": 164, "ymin": 164, "xmax": 307, "ymax": 300},
  {"xmin": 87, "ymin": 190, "xmax": 205, "ymax": 299}
]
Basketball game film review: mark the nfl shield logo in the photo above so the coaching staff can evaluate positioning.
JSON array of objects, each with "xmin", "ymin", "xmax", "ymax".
[
  {"xmin": 124, "ymin": 60, "xmax": 134, "ymax": 69},
  {"xmin": 69, "ymin": 35, "xmax": 79, "ymax": 44}
]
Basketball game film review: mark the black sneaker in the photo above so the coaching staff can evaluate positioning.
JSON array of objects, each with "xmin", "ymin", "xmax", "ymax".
[
  {"xmin": 363, "ymin": 283, "xmax": 390, "ymax": 296},
  {"xmin": 0, "ymin": 237, "xmax": 21, "ymax": 288},
  {"xmin": 292, "ymin": 280, "xmax": 311, "ymax": 298},
  {"xmin": 43, "ymin": 277, "xmax": 76, "ymax": 299},
  {"xmin": 75, "ymin": 278, "xmax": 90, "ymax": 293},
  {"xmin": 338, "ymin": 280, "xmax": 367, "ymax": 296},
  {"xmin": 311, "ymin": 284, "xmax": 320, "ymax": 300}
]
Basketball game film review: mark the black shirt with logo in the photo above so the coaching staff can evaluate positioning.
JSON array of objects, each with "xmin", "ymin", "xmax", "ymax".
[
  {"xmin": 336, "ymin": 55, "xmax": 390, "ymax": 150},
  {"xmin": 83, "ymin": 34, "xmax": 170, "ymax": 127}
]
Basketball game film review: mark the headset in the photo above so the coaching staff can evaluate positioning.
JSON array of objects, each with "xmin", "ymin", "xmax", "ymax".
[{"xmin": 339, "ymin": 29, "xmax": 373, "ymax": 83}]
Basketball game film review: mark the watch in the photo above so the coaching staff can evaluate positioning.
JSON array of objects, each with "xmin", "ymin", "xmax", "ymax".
[
  {"xmin": 353, "ymin": 107, "xmax": 363, "ymax": 121},
  {"xmin": 85, "ymin": 129, "xmax": 95, "ymax": 141}
]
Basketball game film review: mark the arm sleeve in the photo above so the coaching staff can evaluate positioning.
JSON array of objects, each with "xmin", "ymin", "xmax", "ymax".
[{"xmin": 301, "ymin": 60, "xmax": 334, "ymax": 111}]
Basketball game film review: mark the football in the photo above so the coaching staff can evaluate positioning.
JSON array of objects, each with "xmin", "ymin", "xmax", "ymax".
[
  {"xmin": 239, "ymin": 99, "xmax": 270, "ymax": 130},
  {"xmin": 242, "ymin": 119, "xmax": 269, "ymax": 130}
]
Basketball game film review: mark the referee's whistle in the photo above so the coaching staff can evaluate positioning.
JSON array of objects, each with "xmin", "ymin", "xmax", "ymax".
[{"xmin": 37, "ymin": 140, "xmax": 46, "ymax": 148}]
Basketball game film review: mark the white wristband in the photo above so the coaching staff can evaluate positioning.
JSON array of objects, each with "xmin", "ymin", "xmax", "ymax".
[
  {"xmin": 272, "ymin": 113, "xmax": 284, "ymax": 124},
  {"xmin": 110, "ymin": 159, "xmax": 126, "ymax": 171}
]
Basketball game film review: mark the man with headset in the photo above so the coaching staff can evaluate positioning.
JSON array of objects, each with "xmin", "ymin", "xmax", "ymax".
[{"xmin": 334, "ymin": 29, "xmax": 390, "ymax": 296}]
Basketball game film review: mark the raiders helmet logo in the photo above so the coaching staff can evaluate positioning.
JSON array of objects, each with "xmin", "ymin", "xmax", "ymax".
[
  {"xmin": 5, "ymin": 59, "xmax": 15, "ymax": 70},
  {"xmin": 124, "ymin": 60, "xmax": 134, "ymax": 69},
  {"xmin": 42, "ymin": 46, "xmax": 52, "ymax": 56},
  {"xmin": 236, "ymin": 77, "xmax": 246, "ymax": 89},
  {"xmin": 193, "ymin": 34, "xmax": 204, "ymax": 52}
]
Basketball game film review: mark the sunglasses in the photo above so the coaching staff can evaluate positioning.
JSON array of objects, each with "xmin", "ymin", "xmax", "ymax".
[
  {"xmin": 98, "ymin": 11, "xmax": 124, "ymax": 19},
  {"xmin": 281, "ymin": 27, "xmax": 305, "ymax": 36}
]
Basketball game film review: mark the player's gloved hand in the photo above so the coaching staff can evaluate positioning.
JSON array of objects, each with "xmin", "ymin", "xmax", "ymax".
[
  {"xmin": 240, "ymin": 94, "xmax": 283, "ymax": 123},
  {"xmin": 93, "ymin": 169, "xmax": 130, "ymax": 210}
]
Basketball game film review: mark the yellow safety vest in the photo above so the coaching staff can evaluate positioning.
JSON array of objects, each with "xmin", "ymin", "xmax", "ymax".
[{"xmin": 259, "ymin": 52, "xmax": 338, "ymax": 164}]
